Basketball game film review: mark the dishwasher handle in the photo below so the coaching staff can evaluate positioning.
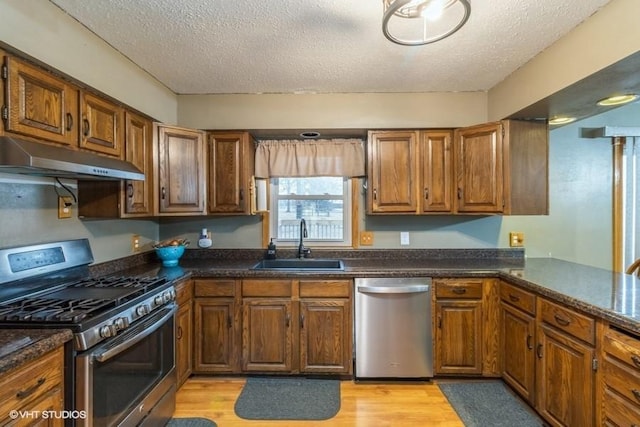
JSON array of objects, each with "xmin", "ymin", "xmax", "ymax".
[{"xmin": 357, "ymin": 285, "xmax": 430, "ymax": 294}]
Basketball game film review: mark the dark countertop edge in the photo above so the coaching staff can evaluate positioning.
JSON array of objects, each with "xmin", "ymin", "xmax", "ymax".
[{"xmin": 0, "ymin": 329, "xmax": 73, "ymax": 375}]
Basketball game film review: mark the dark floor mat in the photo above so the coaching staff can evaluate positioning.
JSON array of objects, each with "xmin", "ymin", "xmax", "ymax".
[
  {"xmin": 166, "ymin": 418, "xmax": 217, "ymax": 427},
  {"xmin": 234, "ymin": 377, "xmax": 340, "ymax": 420}
]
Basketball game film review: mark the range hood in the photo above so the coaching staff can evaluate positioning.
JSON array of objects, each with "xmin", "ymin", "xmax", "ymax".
[{"xmin": 0, "ymin": 136, "xmax": 144, "ymax": 181}]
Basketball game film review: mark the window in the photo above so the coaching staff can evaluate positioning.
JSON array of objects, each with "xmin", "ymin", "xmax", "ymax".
[{"xmin": 270, "ymin": 177, "xmax": 352, "ymax": 247}]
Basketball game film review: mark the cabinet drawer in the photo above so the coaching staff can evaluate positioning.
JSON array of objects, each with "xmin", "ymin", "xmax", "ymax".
[
  {"xmin": 194, "ymin": 279, "xmax": 236, "ymax": 297},
  {"xmin": 603, "ymin": 356, "xmax": 640, "ymax": 405},
  {"xmin": 299, "ymin": 280, "xmax": 351, "ymax": 298},
  {"xmin": 602, "ymin": 387, "xmax": 640, "ymax": 427},
  {"xmin": 539, "ymin": 299, "xmax": 595, "ymax": 345},
  {"xmin": 435, "ymin": 279, "xmax": 483, "ymax": 299},
  {"xmin": 0, "ymin": 347, "xmax": 64, "ymax": 419},
  {"xmin": 242, "ymin": 280, "xmax": 292, "ymax": 297},
  {"xmin": 500, "ymin": 282, "xmax": 535, "ymax": 315},
  {"xmin": 175, "ymin": 279, "xmax": 194, "ymax": 305},
  {"xmin": 603, "ymin": 327, "xmax": 640, "ymax": 373}
]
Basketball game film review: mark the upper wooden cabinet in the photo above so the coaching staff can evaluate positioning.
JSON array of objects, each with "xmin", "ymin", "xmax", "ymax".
[
  {"xmin": 454, "ymin": 120, "xmax": 548, "ymax": 215},
  {"xmin": 79, "ymin": 91, "xmax": 124, "ymax": 157},
  {"xmin": 3, "ymin": 55, "xmax": 78, "ymax": 147},
  {"xmin": 207, "ymin": 131, "xmax": 255, "ymax": 215},
  {"xmin": 367, "ymin": 129, "xmax": 452, "ymax": 214},
  {"xmin": 155, "ymin": 123, "xmax": 207, "ymax": 215}
]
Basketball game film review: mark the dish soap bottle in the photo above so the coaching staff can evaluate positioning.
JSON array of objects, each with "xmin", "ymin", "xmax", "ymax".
[{"xmin": 265, "ymin": 238, "xmax": 277, "ymax": 259}]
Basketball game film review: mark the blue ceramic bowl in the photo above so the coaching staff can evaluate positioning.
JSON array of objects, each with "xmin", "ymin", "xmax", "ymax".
[{"xmin": 155, "ymin": 245, "xmax": 186, "ymax": 267}]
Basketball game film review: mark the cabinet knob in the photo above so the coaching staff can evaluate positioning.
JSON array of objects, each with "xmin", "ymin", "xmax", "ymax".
[
  {"xmin": 373, "ymin": 189, "xmax": 377, "ymax": 200},
  {"xmin": 536, "ymin": 344, "xmax": 543, "ymax": 359},
  {"xmin": 526, "ymin": 334, "xmax": 533, "ymax": 350},
  {"xmin": 227, "ymin": 315, "xmax": 232, "ymax": 329},
  {"xmin": 239, "ymin": 188, "xmax": 244, "ymax": 201},
  {"xmin": 631, "ymin": 354, "xmax": 640, "ymax": 369},
  {"xmin": 161, "ymin": 187, "xmax": 166, "ymax": 200},
  {"xmin": 457, "ymin": 188, "xmax": 462, "ymax": 199},
  {"xmin": 632, "ymin": 389, "xmax": 640, "ymax": 402},
  {"xmin": 127, "ymin": 183, "xmax": 134, "ymax": 198},
  {"xmin": 285, "ymin": 314, "xmax": 290, "ymax": 328},
  {"xmin": 300, "ymin": 314, "xmax": 305, "ymax": 329},
  {"xmin": 424, "ymin": 188, "xmax": 429, "ymax": 200},
  {"xmin": 176, "ymin": 326, "xmax": 183, "ymax": 339}
]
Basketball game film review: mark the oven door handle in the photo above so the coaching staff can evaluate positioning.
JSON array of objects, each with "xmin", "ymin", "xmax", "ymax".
[{"xmin": 93, "ymin": 306, "xmax": 175, "ymax": 363}]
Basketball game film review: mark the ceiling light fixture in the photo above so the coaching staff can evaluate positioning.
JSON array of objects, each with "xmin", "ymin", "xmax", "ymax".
[
  {"xmin": 596, "ymin": 94, "xmax": 638, "ymax": 107},
  {"xmin": 382, "ymin": 0, "xmax": 471, "ymax": 46},
  {"xmin": 549, "ymin": 117, "xmax": 577, "ymax": 126}
]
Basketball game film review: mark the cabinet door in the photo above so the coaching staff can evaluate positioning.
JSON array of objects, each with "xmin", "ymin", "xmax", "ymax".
[
  {"xmin": 242, "ymin": 299, "xmax": 293, "ymax": 372},
  {"xmin": 300, "ymin": 299, "xmax": 351, "ymax": 374},
  {"xmin": 175, "ymin": 302, "xmax": 192, "ymax": 387},
  {"xmin": 501, "ymin": 303, "xmax": 536, "ymax": 404},
  {"xmin": 208, "ymin": 132, "xmax": 254, "ymax": 214},
  {"xmin": 4, "ymin": 56, "xmax": 78, "ymax": 146},
  {"xmin": 156, "ymin": 124, "xmax": 206, "ymax": 214},
  {"xmin": 122, "ymin": 111, "xmax": 153, "ymax": 216},
  {"xmin": 454, "ymin": 123, "xmax": 504, "ymax": 213},
  {"xmin": 536, "ymin": 324, "xmax": 594, "ymax": 427},
  {"xmin": 435, "ymin": 300, "xmax": 483, "ymax": 374},
  {"xmin": 367, "ymin": 130, "xmax": 419, "ymax": 213},
  {"xmin": 194, "ymin": 298, "xmax": 239, "ymax": 373},
  {"xmin": 79, "ymin": 91, "xmax": 124, "ymax": 157},
  {"xmin": 421, "ymin": 130, "xmax": 452, "ymax": 213}
]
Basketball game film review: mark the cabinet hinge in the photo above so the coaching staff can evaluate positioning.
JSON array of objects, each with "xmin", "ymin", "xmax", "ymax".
[
  {"xmin": 592, "ymin": 358, "xmax": 598, "ymax": 371},
  {"xmin": 1, "ymin": 105, "xmax": 7, "ymax": 121},
  {"xmin": 1, "ymin": 65, "xmax": 7, "ymax": 80}
]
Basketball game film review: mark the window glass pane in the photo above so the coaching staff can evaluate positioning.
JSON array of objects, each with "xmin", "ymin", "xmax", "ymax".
[{"xmin": 277, "ymin": 177, "xmax": 344, "ymax": 196}]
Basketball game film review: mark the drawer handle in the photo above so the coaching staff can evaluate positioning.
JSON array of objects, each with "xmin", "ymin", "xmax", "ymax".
[
  {"xmin": 631, "ymin": 354, "xmax": 640, "ymax": 369},
  {"xmin": 452, "ymin": 288, "xmax": 467, "ymax": 295},
  {"xmin": 632, "ymin": 389, "xmax": 640, "ymax": 402},
  {"xmin": 508, "ymin": 294, "xmax": 520, "ymax": 302},
  {"xmin": 526, "ymin": 334, "xmax": 533, "ymax": 350},
  {"xmin": 16, "ymin": 377, "xmax": 46, "ymax": 399},
  {"xmin": 554, "ymin": 314, "xmax": 571, "ymax": 326}
]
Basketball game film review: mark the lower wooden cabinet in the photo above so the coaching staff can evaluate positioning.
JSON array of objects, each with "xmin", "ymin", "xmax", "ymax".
[
  {"xmin": 0, "ymin": 347, "xmax": 65, "ymax": 427},
  {"xmin": 193, "ymin": 279, "xmax": 241, "ymax": 374},
  {"xmin": 434, "ymin": 279, "xmax": 484, "ymax": 375},
  {"xmin": 535, "ymin": 299, "xmax": 596, "ymax": 427},
  {"xmin": 242, "ymin": 298, "xmax": 293, "ymax": 372},
  {"xmin": 175, "ymin": 279, "xmax": 193, "ymax": 386}
]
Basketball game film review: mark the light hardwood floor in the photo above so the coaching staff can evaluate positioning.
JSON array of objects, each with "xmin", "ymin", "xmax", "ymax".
[{"xmin": 173, "ymin": 376, "xmax": 464, "ymax": 426}]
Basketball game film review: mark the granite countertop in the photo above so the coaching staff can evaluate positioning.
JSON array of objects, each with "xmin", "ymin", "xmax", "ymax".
[{"xmin": 0, "ymin": 329, "xmax": 73, "ymax": 375}]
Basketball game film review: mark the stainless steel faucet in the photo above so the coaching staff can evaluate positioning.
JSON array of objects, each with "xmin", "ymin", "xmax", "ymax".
[{"xmin": 298, "ymin": 218, "xmax": 311, "ymax": 258}]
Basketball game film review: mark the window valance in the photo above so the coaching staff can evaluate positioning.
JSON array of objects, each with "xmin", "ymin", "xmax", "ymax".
[{"xmin": 254, "ymin": 139, "xmax": 365, "ymax": 178}]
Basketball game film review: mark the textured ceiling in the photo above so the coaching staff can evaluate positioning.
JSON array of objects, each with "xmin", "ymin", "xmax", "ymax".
[{"xmin": 49, "ymin": 0, "xmax": 611, "ymax": 95}]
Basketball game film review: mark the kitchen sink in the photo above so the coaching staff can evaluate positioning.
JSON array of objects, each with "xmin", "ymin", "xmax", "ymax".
[{"xmin": 251, "ymin": 258, "xmax": 345, "ymax": 271}]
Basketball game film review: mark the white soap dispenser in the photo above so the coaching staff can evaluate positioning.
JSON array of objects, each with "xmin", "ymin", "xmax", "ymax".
[{"xmin": 197, "ymin": 228, "xmax": 212, "ymax": 248}]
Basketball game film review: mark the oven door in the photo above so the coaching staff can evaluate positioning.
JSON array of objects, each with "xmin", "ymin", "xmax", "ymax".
[{"xmin": 76, "ymin": 305, "xmax": 176, "ymax": 427}]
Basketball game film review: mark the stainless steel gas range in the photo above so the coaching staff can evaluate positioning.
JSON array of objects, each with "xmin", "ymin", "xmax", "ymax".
[{"xmin": 0, "ymin": 239, "xmax": 179, "ymax": 427}]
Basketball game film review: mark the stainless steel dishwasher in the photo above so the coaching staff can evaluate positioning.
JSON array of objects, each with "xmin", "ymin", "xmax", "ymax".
[{"xmin": 354, "ymin": 277, "xmax": 433, "ymax": 379}]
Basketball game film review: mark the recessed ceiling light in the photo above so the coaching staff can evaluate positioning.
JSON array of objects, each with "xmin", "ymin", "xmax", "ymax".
[
  {"xmin": 300, "ymin": 131, "xmax": 321, "ymax": 139},
  {"xmin": 549, "ymin": 117, "xmax": 577, "ymax": 125},
  {"xmin": 596, "ymin": 94, "xmax": 638, "ymax": 106}
]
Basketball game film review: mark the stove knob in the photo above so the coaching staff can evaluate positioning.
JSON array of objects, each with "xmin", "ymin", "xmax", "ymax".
[
  {"xmin": 154, "ymin": 295, "xmax": 164, "ymax": 307},
  {"xmin": 113, "ymin": 317, "xmax": 130, "ymax": 330},
  {"xmin": 162, "ymin": 292, "xmax": 172, "ymax": 303},
  {"xmin": 99, "ymin": 324, "xmax": 118, "ymax": 338},
  {"xmin": 136, "ymin": 304, "xmax": 149, "ymax": 317}
]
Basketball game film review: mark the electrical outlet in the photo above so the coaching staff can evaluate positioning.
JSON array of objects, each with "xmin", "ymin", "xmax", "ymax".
[
  {"xmin": 132, "ymin": 234, "xmax": 141, "ymax": 252},
  {"xmin": 58, "ymin": 196, "xmax": 73, "ymax": 219},
  {"xmin": 509, "ymin": 232, "xmax": 525, "ymax": 247},
  {"xmin": 360, "ymin": 231, "xmax": 374, "ymax": 246},
  {"xmin": 400, "ymin": 231, "xmax": 410, "ymax": 246}
]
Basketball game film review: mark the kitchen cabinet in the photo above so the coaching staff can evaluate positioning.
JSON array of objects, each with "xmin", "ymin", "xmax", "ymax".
[
  {"xmin": 599, "ymin": 324, "xmax": 640, "ymax": 425},
  {"xmin": 241, "ymin": 279, "xmax": 294, "ymax": 372},
  {"xmin": 453, "ymin": 120, "xmax": 548, "ymax": 214},
  {"xmin": 175, "ymin": 279, "xmax": 193, "ymax": 387},
  {"xmin": 79, "ymin": 91, "xmax": 124, "ymax": 157},
  {"xmin": 154, "ymin": 123, "xmax": 207, "ymax": 215},
  {"xmin": 0, "ymin": 347, "xmax": 65, "ymax": 426},
  {"xmin": 299, "ymin": 279, "xmax": 352, "ymax": 374},
  {"xmin": 207, "ymin": 131, "xmax": 256, "ymax": 215},
  {"xmin": 77, "ymin": 110, "xmax": 154, "ymax": 218},
  {"xmin": 535, "ymin": 298, "xmax": 595, "ymax": 427},
  {"xmin": 367, "ymin": 130, "xmax": 452, "ymax": 214},
  {"xmin": 193, "ymin": 279, "xmax": 241, "ymax": 373},
  {"xmin": 500, "ymin": 281, "xmax": 536, "ymax": 405},
  {"xmin": 434, "ymin": 278, "xmax": 484, "ymax": 375},
  {"xmin": 3, "ymin": 55, "xmax": 78, "ymax": 147}
]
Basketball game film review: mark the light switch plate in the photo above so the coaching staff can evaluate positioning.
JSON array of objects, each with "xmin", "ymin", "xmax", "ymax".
[
  {"xmin": 360, "ymin": 231, "xmax": 374, "ymax": 246},
  {"xmin": 400, "ymin": 232, "xmax": 410, "ymax": 246},
  {"xmin": 58, "ymin": 196, "xmax": 72, "ymax": 219}
]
